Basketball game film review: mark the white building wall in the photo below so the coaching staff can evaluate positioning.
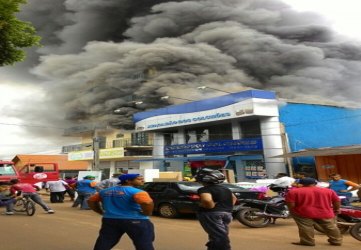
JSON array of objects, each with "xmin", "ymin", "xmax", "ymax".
[
  {"xmin": 260, "ymin": 117, "xmax": 286, "ymax": 178},
  {"xmin": 153, "ymin": 132, "xmax": 165, "ymax": 170},
  {"xmin": 231, "ymin": 120, "xmax": 241, "ymax": 140}
]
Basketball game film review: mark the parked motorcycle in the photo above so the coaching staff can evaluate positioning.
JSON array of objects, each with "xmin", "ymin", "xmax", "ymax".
[
  {"xmin": 314, "ymin": 205, "xmax": 361, "ymax": 241},
  {"xmin": 235, "ymin": 185, "xmax": 290, "ymax": 228}
]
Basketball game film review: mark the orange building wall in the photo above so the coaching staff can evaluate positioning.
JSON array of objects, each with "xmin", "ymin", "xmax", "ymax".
[{"xmin": 316, "ymin": 154, "xmax": 361, "ymax": 183}]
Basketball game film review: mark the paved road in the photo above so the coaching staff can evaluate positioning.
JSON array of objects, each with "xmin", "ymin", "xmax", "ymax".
[{"xmin": 1, "ymin": 199, "xmax": 360, "ymax": 250}]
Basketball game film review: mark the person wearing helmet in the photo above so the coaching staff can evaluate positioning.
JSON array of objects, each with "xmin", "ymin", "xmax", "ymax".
[{"xmin": 195, "ymin": 168, "xmax": 237, "ymax": 250}]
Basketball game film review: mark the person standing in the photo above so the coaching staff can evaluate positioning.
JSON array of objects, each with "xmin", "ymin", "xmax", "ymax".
[
  {"xmin": 45, "ymin": 179, "xmax": 69, "ymax": 203},
  {"xmin": 88, "ymin": 174, "xmax": 155, "ymax": 250},
  {"xmin": 73, "ymin": 175, "xmax": 97, "ymax": 210},
  {"xmin": 95, "ymin": 173, "xmax": 122, "ymax": 190},
  {"xmin": 286, "ymin": 177, "xmax": 342, "ymax": 246},
  {"xmin": 329, "ymin": 173, "xmax": 360, "ymax": 205},
  {"xmin": 195, "ymin": 168, "xmax": 237, "ymax": 250},
  {"xmin": 63, "ymin": 176, "xmax": 76, "ymax": 201},
  {"xmin": 10, "ymin": 179, "xmax": 54, "ymax": 214}
]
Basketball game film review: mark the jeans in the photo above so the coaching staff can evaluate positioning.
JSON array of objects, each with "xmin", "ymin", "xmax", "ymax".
[
  {"xmin": 94, "ymin": 218, "xmax": 155, "ymax": 250},
  {"xmin": 74, "ymin": 192, "xmax": 94, "ymax": 209},
  {"xmin": 23, "ymin": 193, "xmax": 51, "ymax": 211},
  {"xmin": 337, "ymin": 192, "xmax": 352, "ymax": 206},
  {"xmin": 0, "ymin": 198, "xmax": 15, "ymax": 212},
  {"xmin": 50, "ymin": 191, "xmax": 65, "ymax": 203},
  {"xmin": 198, "ymin": 212, "xmax": 233, "ymax": 250}
]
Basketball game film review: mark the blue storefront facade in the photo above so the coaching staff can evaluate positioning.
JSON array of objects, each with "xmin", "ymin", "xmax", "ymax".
[
  {"xmin": 133, "ymin": 90, "xmax": 287, "ymax": 181},
  {"xmin": 279, "ymin": 102, "xmax": 361, "ymax": 177}
]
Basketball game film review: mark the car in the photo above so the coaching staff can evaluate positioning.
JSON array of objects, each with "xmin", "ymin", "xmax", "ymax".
[{"xmin": 140, "ymin": 181, "xmax": 265, "ymax": 218}]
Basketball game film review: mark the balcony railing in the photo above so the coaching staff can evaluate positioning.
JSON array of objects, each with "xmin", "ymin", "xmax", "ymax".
[
  {"xmin": 113, "ymin": 139, "xmax": 153, "ymax": 147},
  {"xmin": 62, "ymin": 139, "xmax": 153, "ymax": 153},
  {"xmin": 62, "ymin": 143, "xmax": 93, "ymax": 153}
]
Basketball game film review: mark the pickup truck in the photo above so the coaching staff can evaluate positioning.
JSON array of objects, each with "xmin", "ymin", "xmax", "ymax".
[{"xmin": 0, "ymin": 160, "xmax": 60, "ymax": 185}]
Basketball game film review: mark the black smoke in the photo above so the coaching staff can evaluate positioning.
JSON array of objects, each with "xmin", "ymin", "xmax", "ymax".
[{"xmin": 3, "ymin": 0, "xmax": 361, "ymax": 133}]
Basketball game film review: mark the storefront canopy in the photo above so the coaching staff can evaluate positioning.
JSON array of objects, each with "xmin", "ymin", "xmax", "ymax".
[{"xmin": 271, "ymin": 145, "xmax": 361, "ymax": 158}]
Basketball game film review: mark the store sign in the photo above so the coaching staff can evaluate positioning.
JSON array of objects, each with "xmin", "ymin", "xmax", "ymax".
[
  {"xmin": 68, "ymin": 147, "xmax": 125, "ymax": 161},
  {"xmin": 164, "ymin": 138, "xmax": 263, "ymax": 156},
  {"xmin": 135, "ymin": 97, "xmax": 279, "ymax": 131},
  {"xmin": 147, "ymin": 112, "xmax": 231, "ymax": 129}
]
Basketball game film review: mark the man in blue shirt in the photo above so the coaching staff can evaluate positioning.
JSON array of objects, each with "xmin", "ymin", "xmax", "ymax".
[
  {"xmin": 329, "ymin": 173, "xmax": 360, "ymax": 205},
  {"xmin": 88, "ymin": 174, "xmax": 154, "ymax": 250},
  {"xmin": 73, "ymin": 175, "xmax": 97, "ymax": 209}
]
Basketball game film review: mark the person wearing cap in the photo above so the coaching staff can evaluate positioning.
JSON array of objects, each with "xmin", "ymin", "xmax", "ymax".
[
  {"xmin": 88, "ymin": 174, "xmax": 154, "ymax": 250},
  {"xmin": 72, "ymin": 175, "xmax": 97, "ymax": 210},
  {"xmin": 285, "ymin": 177, "xmax": 342, "ymax": 246}
]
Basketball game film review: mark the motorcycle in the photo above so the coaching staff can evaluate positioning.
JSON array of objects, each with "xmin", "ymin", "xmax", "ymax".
[
  {"xmin": 235, "ymin": 185, "xmax": 290, "ymax": 228},
  {"xmin": 314, "ymin": 205, "xmax": 361, "ymax": 241}
]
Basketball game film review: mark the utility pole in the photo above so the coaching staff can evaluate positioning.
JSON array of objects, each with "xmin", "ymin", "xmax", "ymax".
[{"xmin": 92, "ymin": 129, "xmax": 100, "ymax": 171}]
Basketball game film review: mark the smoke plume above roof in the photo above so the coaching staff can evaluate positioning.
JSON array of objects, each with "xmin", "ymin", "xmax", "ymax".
[{"xmin": 5, "ymin": 0, "xmax": 361, "ymax": 131}]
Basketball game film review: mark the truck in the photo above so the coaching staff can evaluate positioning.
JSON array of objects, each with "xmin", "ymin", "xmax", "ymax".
[{"xmin": 0, "ymin": 160, "xmax": 60, "ymax": 185}]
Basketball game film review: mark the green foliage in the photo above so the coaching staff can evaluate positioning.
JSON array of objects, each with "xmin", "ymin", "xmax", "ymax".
[{"xmin": 0, "ymin": 0, "xmax": 41, "ymax": 66}]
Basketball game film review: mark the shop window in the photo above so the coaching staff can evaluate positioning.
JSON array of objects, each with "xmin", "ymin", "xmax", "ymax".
[{"xmin": 244, "ymin": 160, "xmax": 266, "ymax": 179}]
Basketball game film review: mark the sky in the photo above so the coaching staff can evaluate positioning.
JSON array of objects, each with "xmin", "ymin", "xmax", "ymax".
[{"xmin": 1, "ymin": 0, "xmax": 361, "ymax": 160}]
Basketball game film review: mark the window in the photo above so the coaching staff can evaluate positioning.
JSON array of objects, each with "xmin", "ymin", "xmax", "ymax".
[
  {"xmin": 185, "ymin": 123, "xmax": 232, "ymax": 143},
  {"xmin": 240, "ymin": 120, "xmax": 261, "ymax": 138},
  {"xmin": 98, "ymin": 136, "xmax": 107, "ymax": 149},
  {"xmin": 131, "ymin": 132, "xmax": 149, "ymax": 146},
  {"xmin": 145, "ymin": 183, "xmax": 169, "ymax": 192},
  {"xmin": 244, "ymin": 160, "xmax": 266, "ymax": 179},
  {"xmin": 0, "ymin": 164, "xmax": 16, "ymax": 176},
  {"xmin": 164, "ymin": 131, "xmax": 178, "ymax": 146}
]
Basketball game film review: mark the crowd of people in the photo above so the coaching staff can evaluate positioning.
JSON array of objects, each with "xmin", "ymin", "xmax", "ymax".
[{"xmin": 1, "ymin": 170, "xmax": 360, "ymax": 249}]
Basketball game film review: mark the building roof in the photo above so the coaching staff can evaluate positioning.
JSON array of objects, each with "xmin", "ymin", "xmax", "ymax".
[
  {"xmin": 271, "ymin": 145, "xmax": 361, "ymax": 158},
  {"xmin": 12, "ymin": 154, "xmax": 88, "ymax": 171},
  {"xmin": 133, "ymin": 89, "xmax": 276, "ymax": 122}
]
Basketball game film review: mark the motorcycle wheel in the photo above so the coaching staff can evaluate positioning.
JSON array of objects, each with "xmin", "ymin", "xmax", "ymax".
[
  {"xmin": 350, "ymin": 222, "xmax": 361, "ymax": 241},
  {"xmin": 236, "ymin": 208, "xmax": 271, "ymax": 228}
]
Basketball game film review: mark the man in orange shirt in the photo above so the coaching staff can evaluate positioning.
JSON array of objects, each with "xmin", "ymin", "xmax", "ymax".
[{"xmin": 88, "ymin": 174, "xmax": 154, "ymax": 250}]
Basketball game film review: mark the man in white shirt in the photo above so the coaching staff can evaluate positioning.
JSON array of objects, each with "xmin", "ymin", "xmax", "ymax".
[
  {"xmin": 272, "ymin": 173, "xmax": 295, "ymax": 188},
  {"xmin": 45, "ymin": 179, "xmax": 69, "ymax": 203}
]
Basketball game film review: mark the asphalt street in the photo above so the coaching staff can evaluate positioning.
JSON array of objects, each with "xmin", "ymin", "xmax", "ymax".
[{"xmin": 1, "ymin": 198, "xmax": 360, "ymax": 250}]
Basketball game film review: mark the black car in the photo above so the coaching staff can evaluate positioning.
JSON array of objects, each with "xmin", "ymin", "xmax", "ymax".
[{"xmin": 140, "ymin": 181, "xmax": 265, "ymax": 218}]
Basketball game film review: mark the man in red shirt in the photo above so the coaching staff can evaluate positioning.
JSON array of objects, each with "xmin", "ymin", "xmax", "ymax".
[
  {"xmin": 286, "ymin": 177, "xmax": 342, "ymax": 246},
  {"xmin": 10, "ymin": 179, "xmax": 54, "ymax": 214}
]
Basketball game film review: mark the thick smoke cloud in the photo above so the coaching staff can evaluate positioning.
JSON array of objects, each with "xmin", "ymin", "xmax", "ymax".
[{"xmin": 4, "ymin": 0, "xmax": 361, "ymax": 135}]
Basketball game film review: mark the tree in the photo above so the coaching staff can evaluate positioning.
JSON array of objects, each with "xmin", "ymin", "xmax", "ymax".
[{"xmin": 0, "ymin": 0, "xmax": 40, "ymax": 66}]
